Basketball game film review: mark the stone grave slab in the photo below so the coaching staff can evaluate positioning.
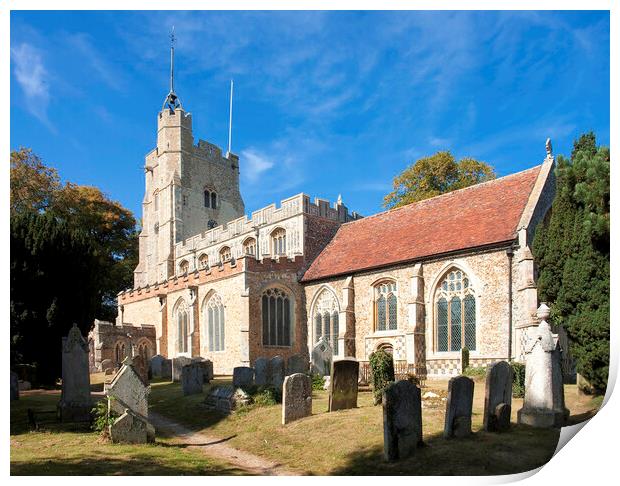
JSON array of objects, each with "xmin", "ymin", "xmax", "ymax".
[
  {"xmin": 287, "ymin": 354, "xmax": 308, "ymax": 375},
  {"xmin": 182, "ymin": 363, "xmax": 203, "ymax": 396},
  {"xmin": 383, "ymin": 380, "xmax": 423, "ymax": 461},
  {"xmin": 254, "ymin": 357, "xmax": 270, "ymax": 386},
  {"xmin": 483, "ymin": 361, "xmax": 513, "ymax": 432},
  {"xmin": 311, "ymin": 337, "xmax": 332, "ymax": 377},
  {"xmin": 444, "ymin": 375, "xmax": 474, "ymax": 438},
  {"xmin": 270, "ymin": 356, "xmax": 285, "ymax": 390},
  {"xmin": 282, "ymin": 373, "xmax": 312, "ymax": 425},
  {"xmin": 58, "ymin": 324, "xmax": 92, "ymax": 422},
  {"xmin": 329, "ymin": 358, "xmax": 359, "ymax": 412},
  {"xmin": 232, "ymin": 366, "xmax": 254, "ymax": 389}
]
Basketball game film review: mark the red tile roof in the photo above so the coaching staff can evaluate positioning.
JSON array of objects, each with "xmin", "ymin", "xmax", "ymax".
[{"xmin": 302, "ymin": 165, "xmax": 542, "ymax": 282}]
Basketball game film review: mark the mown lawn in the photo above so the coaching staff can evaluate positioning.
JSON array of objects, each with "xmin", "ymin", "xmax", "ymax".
[
  {"xmin": 149, "ymin": 378, "xmax": 601, "ymax": 476},
  {"xmin": 10, "ymin": 391, "xmax": 243, "ymax": 476}
]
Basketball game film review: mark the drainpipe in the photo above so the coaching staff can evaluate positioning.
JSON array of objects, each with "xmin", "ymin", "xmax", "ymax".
[{"xmin": 506, "ymin": 247, "xmax": 514, "ymax": 362}]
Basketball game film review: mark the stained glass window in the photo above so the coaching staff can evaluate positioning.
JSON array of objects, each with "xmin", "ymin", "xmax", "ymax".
[
  {"xmin": 206, "ymin": 294, "xmax": 225, "ymax": 352},
  {"xmin": 375, "ymin": 281, "xmax": 397, "ymax": 331},
  {"xmin": 377, "ymin": 295, "xmax": 387, "ymax": 331},
  {"xmin": 262, "ymin": 288, "xmax": 293, "ymax": 346},
  {"xmin": 435, "ymin": 269, "xmax": 476, "ymax": 352}
]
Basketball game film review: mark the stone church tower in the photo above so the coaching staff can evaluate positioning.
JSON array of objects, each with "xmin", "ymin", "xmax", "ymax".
[{"xmin": 133, "ymin": 35, "xmax": 245, "ymax": 287}]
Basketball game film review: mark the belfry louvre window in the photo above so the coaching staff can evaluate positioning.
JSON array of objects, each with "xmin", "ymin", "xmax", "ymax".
[
  {"xmin": 271, "ymin": 228, "xmax": 286, "ymax": 255},
  {"xmin": 436, "ymin": 269, "xmax": 476, "ymax": 352},
  {"xmin": 374, "ymin": 281, "xmax": 398, "ymax": 331},
  {"xmin": 262, "ymin": 288, "xmax": 292, "ymax": 346},
  {"xmin": 206, "ymin": 294, "xmax": 225, "ymax": 352}
]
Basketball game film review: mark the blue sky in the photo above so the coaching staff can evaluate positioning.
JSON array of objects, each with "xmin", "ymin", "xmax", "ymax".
[{"xmin": 10, "ymin": 11, "xmax": 610, "ymax": 220}]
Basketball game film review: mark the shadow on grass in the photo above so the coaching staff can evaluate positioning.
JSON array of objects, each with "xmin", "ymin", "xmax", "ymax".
[
  {"xmin": 156, "ymin": 435, "xmax": 238, "ymax": 448},
  {"xmin": 329, "ymin": 424, "xmax": 561, "ymax": 476}
]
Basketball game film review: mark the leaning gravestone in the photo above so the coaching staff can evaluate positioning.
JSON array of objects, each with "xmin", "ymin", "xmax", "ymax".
[
  {"xmin": 329, "ymin": 358, "xmax": 359, "ymax": 412},
  {"xmin": 282, "ymin": 373, "xmax": 312, "ymax": 425},
  {"xmin": 107, "ymin": 357, "xmax": 155, "ymax": 444},
  {"xmin": 518, "ymin": 304, "xmax": 570, "ymax": 428},
  {"xmin": 444, "ymin": 375, "xmax": 474, "ymax": 438},
  {"xmin": 483, "ymin": 361, "xmax": 513, "ymax": 432},
  {"xmin": 58, "ymin": 324, "xmax": 92, "ymax": 422},
  {"xmin": 311, "ymin": 337, "xmax": 333, "ymax": 377},
  {"xmin": 287, "ymin": 354, "xmax": 308, "ymax": 375},
  {"xmin": 182, "ymin": 363, "xmax": 203, "ymax": 396},
  {"xmin": 172, "ymin": 356, "xmax": 193, "ymax": 382},
  {"xmin": 10, "ymin": 371, "xmax": 19, "ymax": 401},
  {"xmin": 270, "ymin": 356, "xmax": 285, "ymax": 390},
  {"xmin": 232, "ymin": 366, "xmax": 254, "ymax": 388},
  {"xmin": 383, "ymin": 380, "xmax": 423, "ymax": 461},
  {"xmin": 254, "ymin": 357, "xmax": 270, "ymax": 386},
  {"xmin": 132, "ymin": 355, "xmax": 149, "ymax": 384},
  {"xmin": 149, "ymin": 355, "xmax": 165, "ymax": 378},
  {"xmin": 204, "ymin": 385, "xmax": 250, "ymax": 414}
]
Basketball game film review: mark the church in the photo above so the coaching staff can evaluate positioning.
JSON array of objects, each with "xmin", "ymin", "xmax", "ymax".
[{"xmin": 89, "ymin": 43, "xmax": 555, "ymax": 378}]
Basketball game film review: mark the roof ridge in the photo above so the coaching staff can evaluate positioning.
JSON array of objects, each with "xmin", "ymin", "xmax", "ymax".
[{"xmin": 341, "ymin": 164, "xmax": 542, "ymax": 226}]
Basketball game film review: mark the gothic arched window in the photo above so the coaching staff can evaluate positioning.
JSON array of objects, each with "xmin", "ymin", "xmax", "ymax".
[
  {"xmin": 243, "ymin": 237, "xmax": 257, "ymax": 257},
  {"xmin": 374, "ymin": 280, "xmax": 397, "ymax": 331},
  {"xmin": 211, "ymin": 192, "xmax": 217, "ymax": 209},
  {"xmin": 312, "ymin": 288, "xmax": 340, "ymax": 355},
  {"xmin": 114, "ymin": 341, "xmax": 127, "ymax": 365},
  {"xmin": 262, "ymin": 287, "xmax": 293, "ymax": 346},
  {"xmin": 179, "ymin": 260, "xmax": 189, "ymax": 275},
  {"xmin": 219, "ymin": 246, "xmax": 231, "ymax": 263},
  {"xmin": 205, "ymin": 293, "xmax": 225, "ymax": 352},
  {"xmin": 271, "ymin": 228, "xmax": 286, "ymax": 256},
  {"xmin": 204, "ymin": 189, "xmax": 211, "ymax": 208},
  {"xmin": 137, "ymin": 341, "xmax": 151, "ymax": 362},
  {"xmin": 175, "ymin": 300, "xmax": 190, "ymax": 354},
  {"xmin": 435, "ymin": 269, "xmax": 476, "ymax": 352},
  {"xmin": 198, "ymin": 253, "xmax": 209, "ymax": 269}
]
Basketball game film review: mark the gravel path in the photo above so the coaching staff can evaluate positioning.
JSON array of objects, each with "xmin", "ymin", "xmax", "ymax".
[{"xmin": 149, "ymin": 412, "xmax": 298, "ymax": 476}]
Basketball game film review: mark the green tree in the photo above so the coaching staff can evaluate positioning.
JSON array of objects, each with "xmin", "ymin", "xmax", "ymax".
[
  {"xmin": 10, "ymin": 147, "xmax": 61, "ymax": 214},
  {"xmin": 533, "ymin": 132, "xmax": 610, "ymax": 393},
  {"xmin": 383, "ymin": 151, "xmax": 495, "ymax": 209}
]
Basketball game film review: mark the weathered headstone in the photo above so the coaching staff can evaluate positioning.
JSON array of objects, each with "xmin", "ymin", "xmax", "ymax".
[
  {"xmin": 282, "ymin": 373, "xmax": 312, "ymax": 425},
  {"xmin": 518, "ymin": 304, "xmax": 570, "ymax": 428},
  {"xmin": 311, "ymin": 337, "xmax": 333, "ymax": 377},
  {"xmin": 182, "ymin": 363, "xmax": 203, "ymax": 396},
  {"xmin": 383, "ymin": 380, "xmax": 423, "ymax": 461},
  {"xmin": 483, "ymin": 361, "xmax": 513, "ymax": 432},
  {"xmin": 232, "ymin": 366, "xmax": 254, "ymax": 388},
  {"xmin": 107, "ymin": 357, "xmax": 155, "ymax": 444},
  {"xmin": 329, "ymin": 358, "xmax": 359, "ymax": 412},
  {"xmin": 149, "ymin": 355, "xmax": 165, "ymax": 378},
  {"xmin": 204, "ymin": 385, "xmax": 250, "ymax": 414},
  {"xmin": 101, "ymin": 359, "xmax": 113, "ymax": 373},
  {"xmin": 444, "ymin": 375, "xmax": 474, "ymax": 438},
  {"xmin": 193, "ymin": 357, "xmax": 214, "ymax": 383},
  {"xmin": 58, "ymin": 324, "xmax": 92, "ymax": 422},
  {"xmin": 132, "ymin": 355, "xmax": 149, "ymax": 384},
  {"xmin": 161, "ymin": 358, "xmax": 172, "ymax": 380},
  {"xmin": 172, "ymin": 356, "xmax": 193, "ymax": 382},
  {"xmin": 10, "ymin": 371, "xmax": 19, "ymax": 401},
  {"xmin": 287, "ymin": 354, "xmax": 308, "ymax": 375},
  {"xmin": 270, "ymin": 356, "xmax": 285, "ymax": 390},
  {"xmin": 254, "ymin": 357, "xmax": 270, "ymax": 386}
]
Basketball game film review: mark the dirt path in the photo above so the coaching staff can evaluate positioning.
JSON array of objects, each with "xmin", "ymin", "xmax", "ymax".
[{"xmin": 149, "ymin": 412, "xmax": 299, "ymax": 476}]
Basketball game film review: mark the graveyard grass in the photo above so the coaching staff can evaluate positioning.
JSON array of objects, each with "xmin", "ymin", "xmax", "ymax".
[
  {"xmin": 10, "ymin": 391, "xmax": 244, "ymax": 475},
  {"xmin": 149, "ymin": 377, "xmax": 601, "ymax": 476}
]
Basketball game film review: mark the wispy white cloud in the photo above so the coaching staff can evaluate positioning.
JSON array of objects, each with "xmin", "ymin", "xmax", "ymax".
[
  {"xmin": 11, "ymin": 42, "xmax": 55, "ymax": 131},
  {"xmin": 240, "ymin": 148, "xmax": 275, "ymax": 183},
  {"xmin": 65, "ymin": 33, "xmax": 126, "ymax": 91}
]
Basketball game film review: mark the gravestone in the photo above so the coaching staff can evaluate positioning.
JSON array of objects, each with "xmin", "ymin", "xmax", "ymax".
[
  {"xmin": 182, "ymin": 363, "xmax": 203, "ymax": 396},
  {"xmin": 483, "ymin": 361, "xmax": 513, "ymax": 432},
  {"xmin": 254, "ymin": 357, "xmax": 270, "ymax": 386},
  {"xmin": 282, "ymin": 373, "xmax": 312, "ymax": 425},
  {"xmin": 132, "ymin": 355, "xmax": 149, "ymax": 384},
  {"xmin": 172, "ymin": 356, "xmax": 193, "ymax": 382},
  {"xmin": 107, "ymin": 357, "xmax": 155, "ymax": 444},
  {"xmin": 444, "ymin": 375, "xmax": 474, "ymax": 438},
  {"xmin": 101, "ymin": 359, "xmax": 113, "ymax": 373},
  {"xmin": 329, "ymin": 358, "xmax": 359, "ymax": 412},
  {"xmin": 311, "ymin": 337, "xmax": 333, "ymax": 377},
  {"xmin": 161, "ymin": 358, "xmax": 172, "ymax": 380},
  {"xmin": 10, "ymin": 371, "xmax": 19, "ymax": 401},
  {"xmin": 383, "ymin": 380, "xmax": 423, "ymax": 461},
  {"xmin": 204, "ymin": 386, "xmax": 250, "ymax": 414},
  {"xmin": 270, "ymin": 356, "xmax": 285, "ymax": 390},
  {"xmin": 232, "ymin": 366, "xmax": 254, "ymax": 388},
  {"xmin": 518, "ymin": 304, "xmax": 570, "ymax": 428},
  {"xmin": 193, "ymin": 357, "xmax": 214, "ymax": 383},
  {"xmin": 149, "ymin": 355, "xmax": 165, "ymax": 378},
  {"xmin": 287, "ymin": 354, "xmax": 308, "ymax": 375},
  {"xmin": 58, "ymin": 324, "xmax": 92, "ymax": 422}
]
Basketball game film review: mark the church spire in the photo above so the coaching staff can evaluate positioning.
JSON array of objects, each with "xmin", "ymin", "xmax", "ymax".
[{"xmin": 163, "ymin": 26, "xmax": 183, "ymax": 111}]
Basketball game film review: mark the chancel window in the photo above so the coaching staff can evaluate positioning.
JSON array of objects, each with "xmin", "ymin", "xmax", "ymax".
[
  {"xmin": 114, "ymin": 341, "xmax": 127, "ymax": 365},
  {"xmin": 205, "ymin": 293, "xmax": 225, "ymax": 352},
  {"xmin": 198, "ymin": 254, "xmax": 209, "ymax": 269},
  {"xmin": 374, "ymin": 281, "xmax": 398, "ymax": 331},
  {"xmin": 179, "ymin": 260, "xmax": 189, "ymax": 275},
  {"xmin": 435, "ymin": 269, "xmax": 476, "ymax": 352},
  {"xmin": 262, "ymin": 288, "xmax": 293, "ymax": 346},
  {"xmin": 219, "ymin": 246, "xmax": 231, "ymax": 263},
  {"xmin": 243, "ymin": 237, "xmax": 257, "ymax": 257},
  {"xmin": 176, "ymin": 300, "xmax": 190, "ymax": 354},
  {"xmin": 271, "ymin": 228, "xmax": 286, "ymax": 255},
  {"xmin": 313, "ymin": 288, "xmax": 340, "ymax": 355}
]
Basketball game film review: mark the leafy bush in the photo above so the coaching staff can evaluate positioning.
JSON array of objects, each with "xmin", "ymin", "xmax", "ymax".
[
  {"xmin": 312, "ymin": 374, "xmax": 325, "ymax": 391},
  {"xmin": 91, "ymin": 399, "xmax": 117, "ymax": 435},
  {"xmin": 406, "ymin": 373, "xmax": 420, "ymax": 386},
  {"xmin": 511, "ymin": 362, "xmax": 526, "ymax": 398},
  {"xmin": 369, "ymin": 350, "xmax": 395, "ymax": 405},
  {"xmin": 252, "ymin": 386, "xmax": 279, "ymax": 406},
  {"xmin": 463, "ymin": 366, "xmax": 486, "ymax": 377}
]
